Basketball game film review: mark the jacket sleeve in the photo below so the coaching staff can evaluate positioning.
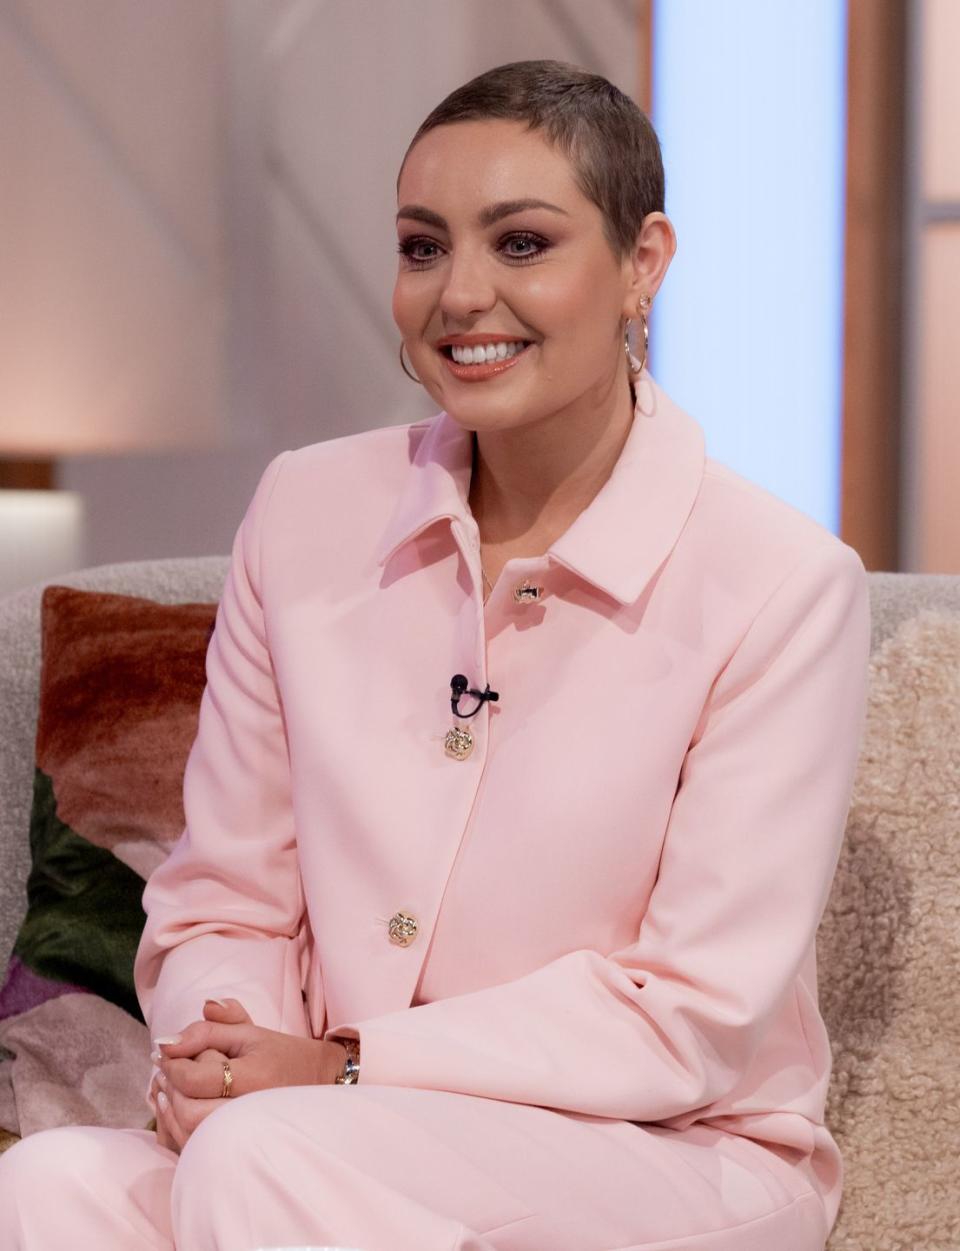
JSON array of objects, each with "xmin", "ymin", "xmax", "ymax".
[
  {"xmin": 328, "ymin": 541, "xmax": 870, "ymax": 1121},
  {"xmin": 134, "ymin": 452, "xmax": 316, "ymax": 1045}
]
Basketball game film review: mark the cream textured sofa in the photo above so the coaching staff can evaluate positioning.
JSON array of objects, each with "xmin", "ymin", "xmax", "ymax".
[{"xmin": 1, "ymin": 560, "xmax": 958, "ymax": 1250}]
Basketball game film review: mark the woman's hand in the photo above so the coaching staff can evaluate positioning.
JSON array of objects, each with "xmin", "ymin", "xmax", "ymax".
[
  {"xmin": 150, "ymin": 1044, "xmax": 229, "ymax": 1154},
  {"xmin": 151, "ymin": 998, "xmax": 348, "ymax": 1153}
]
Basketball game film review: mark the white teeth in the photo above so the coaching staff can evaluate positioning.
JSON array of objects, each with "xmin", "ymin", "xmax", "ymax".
[{"xmin": 449, "ymin": 341, "xmax": 527, "ymax": 365}]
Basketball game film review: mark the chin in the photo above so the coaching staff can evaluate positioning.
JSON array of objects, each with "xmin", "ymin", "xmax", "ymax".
[
  {"xmin": 441, "ymin": 397, "xmax": 548, "ymax": 436},
  {"xmin": 435, "ymin": 379, "xmax": 555, "ymax": 431}
]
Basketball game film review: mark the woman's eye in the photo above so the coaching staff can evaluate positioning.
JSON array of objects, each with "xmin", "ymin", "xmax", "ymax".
[
  {"xmin": 397, "ymin": 237, "xmax": 442, "ymax": 265},
  {"xmin": 397, "ymin": 233, "xmax": 549, "ymax": 266},
  {"xmin": 501, "ymin": 233, "xmax": 549, "ymax": 262}
]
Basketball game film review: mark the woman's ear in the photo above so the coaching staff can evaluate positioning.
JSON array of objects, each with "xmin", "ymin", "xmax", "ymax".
[{"xmin": 621, "ymin": 212, "xmax": 677, "ymax": 316}]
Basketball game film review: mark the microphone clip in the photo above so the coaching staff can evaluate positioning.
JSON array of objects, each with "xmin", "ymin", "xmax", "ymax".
[{"xmin": 450, "ymin": 673, "xmax": 499, "ymax": 720}]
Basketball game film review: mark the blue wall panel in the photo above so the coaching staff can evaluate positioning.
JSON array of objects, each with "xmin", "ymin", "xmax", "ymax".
[{"xmin": 651, "ymin": 0, "xmax": 847, "ymax": 530}]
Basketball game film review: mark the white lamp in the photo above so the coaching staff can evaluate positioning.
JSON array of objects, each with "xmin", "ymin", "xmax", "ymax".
[{"xmin": 0, "ymin": 488, "xmax": 85, "ymax": 595}]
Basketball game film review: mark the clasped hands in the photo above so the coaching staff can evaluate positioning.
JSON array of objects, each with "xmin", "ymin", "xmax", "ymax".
[{"xmin": 150, "ymin": 998, "xmax": 349, "ymax": 1154}]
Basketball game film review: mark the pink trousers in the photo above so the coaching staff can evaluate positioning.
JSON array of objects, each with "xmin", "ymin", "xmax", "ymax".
[{"xmin": 0, "ymin": 1084, "xmax": 829, "ymax": 1250}]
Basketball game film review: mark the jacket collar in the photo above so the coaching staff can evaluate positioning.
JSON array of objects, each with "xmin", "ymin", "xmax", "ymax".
[{"xmin": 374, "ymin": 376, "xmax": 705, "ymax": 607}]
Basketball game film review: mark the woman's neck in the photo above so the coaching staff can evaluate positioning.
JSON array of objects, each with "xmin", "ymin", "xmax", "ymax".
[{"xmin": 468, "ymin": 381, "xmax": 635, "ymax": 560}]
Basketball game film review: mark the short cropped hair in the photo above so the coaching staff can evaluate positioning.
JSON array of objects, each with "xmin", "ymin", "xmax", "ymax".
[{"xmin": 403, "ymin": 59, "xmax": 664, "ymax": 256}]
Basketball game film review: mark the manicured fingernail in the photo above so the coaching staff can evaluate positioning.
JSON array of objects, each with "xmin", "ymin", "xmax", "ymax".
[
  {"xmin": 153, "ymin": 1035, "xmax": 181, "ymax": 1047},
  {"xmin": 157, "ymin": 1090, "xmax": 169, "ymax": 1111},
  {"xmin": 205, "ymin": 998, "xmax": 229, "ymax": 1008},
  {"xmin": 155, "ymin": 1069, "xmax": 167, "ymax": 1089},
  {"xmin": 150, "ymin": 1049, "xmax": 163, "ymax": 1064}
]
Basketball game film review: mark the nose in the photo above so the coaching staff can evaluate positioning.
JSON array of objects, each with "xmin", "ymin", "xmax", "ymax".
[{"xmin": 438, "ymin": 244, "xmax": 496, "ymax": 321}]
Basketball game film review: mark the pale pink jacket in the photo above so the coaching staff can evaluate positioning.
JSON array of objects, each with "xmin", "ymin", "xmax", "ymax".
[{"xmin": 135, "ymin": 378, "xmax": 869, "ymax": 1228}]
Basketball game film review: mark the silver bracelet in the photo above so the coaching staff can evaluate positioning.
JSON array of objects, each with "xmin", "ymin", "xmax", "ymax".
[{"xmin": 334, "ymin": 1038, "xmax": 360, "ymax": 1085}]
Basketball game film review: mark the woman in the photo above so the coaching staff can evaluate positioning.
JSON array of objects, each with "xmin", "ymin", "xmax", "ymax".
[{"xmin": 0, "ymin": 60, "xmax": 868, "ymax": 1250}]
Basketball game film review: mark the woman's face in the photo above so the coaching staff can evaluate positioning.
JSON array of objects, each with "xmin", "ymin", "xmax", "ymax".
[{"xmin": 394, "ymin": 119, "xmax": 644, "ymax": 434}]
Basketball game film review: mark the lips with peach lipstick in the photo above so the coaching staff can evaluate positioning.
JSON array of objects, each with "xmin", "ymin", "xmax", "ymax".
[{"xmin": 436, "ymin": 333, "xmax": 535, "ymax": 382}]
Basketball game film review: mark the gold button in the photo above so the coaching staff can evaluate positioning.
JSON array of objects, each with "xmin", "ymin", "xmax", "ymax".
[
  {"xmin": 444, "ymin": 725, "xmax": 474, "ymax": 759},
  {"xmin": 513, "ymin": 580, "xmax": 544, "ymax": 604},
  {"xmin": 388, "ymin": 911, "xmax": 419, "ymax": 946}
]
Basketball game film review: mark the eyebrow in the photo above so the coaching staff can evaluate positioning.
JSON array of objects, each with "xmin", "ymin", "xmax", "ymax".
[{"xmin": 396, "ymin": 198, "xmax": 570, "ymax": 231}]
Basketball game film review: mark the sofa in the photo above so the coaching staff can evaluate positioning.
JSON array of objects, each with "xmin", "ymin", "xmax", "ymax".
[{"xmin": 1, "ymin": 559, "xmax": 958, "ymax": 1250}]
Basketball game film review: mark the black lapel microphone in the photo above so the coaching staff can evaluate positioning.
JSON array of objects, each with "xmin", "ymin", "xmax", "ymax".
[{"xmin": 450, "ymin": 674, "xmax": 500, "ymax": 719}]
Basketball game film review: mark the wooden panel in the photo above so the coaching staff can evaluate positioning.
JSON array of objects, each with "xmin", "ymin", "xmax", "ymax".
[
  {"xmin": 917, "ymin": 223, "xmax": 960, "ymax": 572},
  {"xmin": 840, "ymin": 0, "xmax": 906, "ymax": 570},
  {"xmin": 0, "ymin": 459, "xmax": 54, "ymax": 490},
  {"xmin": 638, "ymin": 0, "xmax": 653, "ymax": 116}
]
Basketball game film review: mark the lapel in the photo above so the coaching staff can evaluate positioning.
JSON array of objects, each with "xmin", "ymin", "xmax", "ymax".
[{"xmin": 376, "ymin": 376, "xmax": 706, "ymax": 607}]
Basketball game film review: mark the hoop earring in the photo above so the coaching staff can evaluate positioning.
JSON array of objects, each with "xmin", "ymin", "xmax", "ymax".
[
  {"xmin": 399, "ymin": 341, "xmax": 422, "ymax": 384},
  {"xmin": 624, "ymin": 313, "xmax": 648, "ymax": 376}
]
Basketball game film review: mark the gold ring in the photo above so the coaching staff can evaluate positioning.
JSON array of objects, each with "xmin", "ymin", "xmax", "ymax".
[{"xmin": 220, "ymin": 1060, "xmax": 233, "ymax": 1099}]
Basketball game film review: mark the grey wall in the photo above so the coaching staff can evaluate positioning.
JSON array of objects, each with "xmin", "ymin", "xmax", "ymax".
[{"xmin": 37, "ymin": 0, "xmax": 643, "ymax": 565}]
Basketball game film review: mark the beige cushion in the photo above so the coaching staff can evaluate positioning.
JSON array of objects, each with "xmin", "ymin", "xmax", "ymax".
[{"xmin": 821, "ymin": 610, "xmax": 960, "ymax": 1249}]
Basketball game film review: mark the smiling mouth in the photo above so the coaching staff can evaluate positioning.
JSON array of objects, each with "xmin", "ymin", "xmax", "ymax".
[{"xmin": 439, "ymin": 340, "xmax": 532, "ymax": 365}]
